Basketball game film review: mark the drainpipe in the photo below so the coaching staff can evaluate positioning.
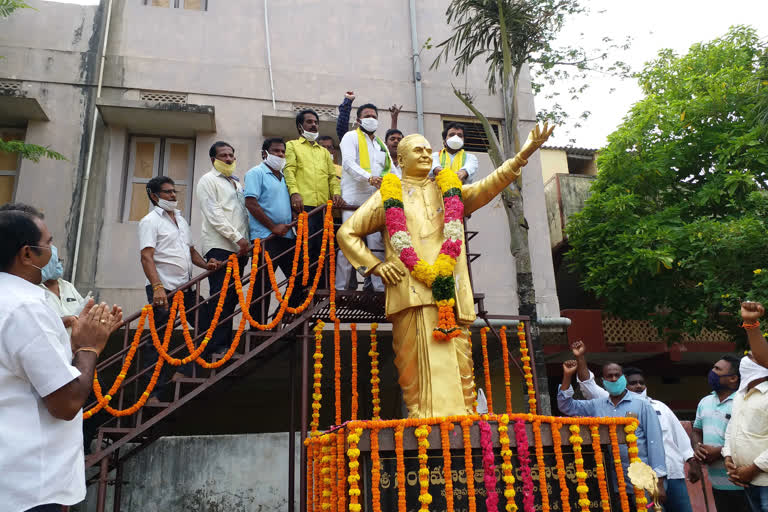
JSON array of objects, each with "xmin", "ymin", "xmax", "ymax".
[
  {"xmin": 264, "ymin": 0, "xmax": 276, "ymax": 110},
  {"xmin": 71, "ymin": 0, "xmax": 113, "ymax": 284},
  {"xmin": 408, "ymin": 0, "xmax": 424, "ymax": 134}
]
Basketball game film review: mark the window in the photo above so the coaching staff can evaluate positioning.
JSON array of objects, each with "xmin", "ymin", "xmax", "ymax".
[
  {"xmin": 0, "ymin": 129, "xmax": 24, "ymax": 205},
  {"xmin": 146, "ymin": 0, "xmax": 207, "ymax": 10},
  {"xmin": 123, "ymin": 136, "xmax": 195, "ymax": 222},
  {"xmin": 441, "ymin": 118, "xmax": 502, "ymax": 153}
]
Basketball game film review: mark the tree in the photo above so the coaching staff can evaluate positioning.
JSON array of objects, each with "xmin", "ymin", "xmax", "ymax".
[
  {"xmin": 567, "ymin": 26, "xmax": 768, "ymax": 341},
  {"xmin": 0, "ymin": 0, "xmax": 65, "ymax": 163}
]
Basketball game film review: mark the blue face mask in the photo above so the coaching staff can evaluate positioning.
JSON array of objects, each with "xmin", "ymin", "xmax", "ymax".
[
  {"xmin": 40, "ymin": 245, "xmax": 63, "ymax": 282},
  {"xmin": 603, "ymin": 374, "xmax": 627, "ymax": 396}
]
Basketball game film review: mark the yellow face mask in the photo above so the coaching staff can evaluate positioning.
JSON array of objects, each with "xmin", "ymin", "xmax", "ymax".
[{"xmin": 213, "ymin": 159, "xmax": 236, "ymax": 177}]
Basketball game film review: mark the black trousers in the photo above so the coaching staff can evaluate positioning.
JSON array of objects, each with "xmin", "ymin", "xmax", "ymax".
[
  {"xmin": 205, "ymin": 248, "xmax": 249, "ymax": 354},
  {"xmin": 25, "ymin": 505, "xmax": 62, "ymax": 512},
  {"xmin": 304, "ymin": 205, "xmax": 327, "ymax": 290},
  {"xmin": 712, "ymin": 487, "xmax": 751, "ymax": 512},
  {"xmin": 252, "ymin": 236, "xmax": 302, "ymax": 323}
]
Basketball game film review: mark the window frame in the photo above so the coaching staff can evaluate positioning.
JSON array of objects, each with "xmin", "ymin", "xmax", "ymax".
[
  {"xmin": 144, "ymin": 0, "xmax": 208, "ymax": 10},
  {"xmin": 0, "ymin": 128, "xmax": 26, "ymax": 203},
  {"xmin": 121, "ymin": 135, "xmax": 195, "ymax": 223},
  {"xmin": 441, "ymin": 116, "xmax": 503, "ymax": 154}
]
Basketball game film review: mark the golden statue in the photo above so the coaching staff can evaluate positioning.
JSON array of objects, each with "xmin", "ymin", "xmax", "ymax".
[
  {"xmin": 628, "ymin": 460, "xmax": 662, "ymax": 512},
  {"xmin": 337, "ymin": 124, "xmax": 554, "ymax": 418}
]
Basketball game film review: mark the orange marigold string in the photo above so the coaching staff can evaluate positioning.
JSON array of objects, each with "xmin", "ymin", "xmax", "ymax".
[
  {"xmin": 320, "ymin": 434, "xmax": 333, "ymax": 511},
  {"xmin": 336, "ymin": 428, "xmax": 346, "ymax": 512},
  {"xmin": 551, "ymin": 423, "xmax": 571, "ymax": 512},
  {"xmin": 499, "ymin": 326, "xmax": 513, "ymax": 415},
  {"xmin": 462, "ymin": 419, "xmax": 477, "ymax": 512},
  {"xmin": 369, "ymin": 323, "xmax": 381, "ymax": 420},
  {"xmin": 625, "ymin": 422, "xmax": 648, "ymax": 511},
  {"xmin": 415, "ymin": 424, "xmax": 432, "ymax": 511},
  {"xmin": 329, "ymin": 433, "xmax": 338, "ymax": 512},
  {"xmin": 517, "ymin": 322, "xmax": 537, "ymax": 414},
  {"xmin": 440, "ymin": 421, "xmax": 455, "ymax": 512},
  {"xmin": 590, "ymin": 425, "xmax": 611, "ymax": 512},
  {"xmin": 305, "ymin": 440, "xmax": 314, "ymax": 512},
  {"xmin": 532, "ymin": 421, "xmax": 550, "ymax": 512},
  {"xmin": 395, "ymin": 425, "xmax": 407, "ymax": 512},
  {"xmin": 334, "ymin": 319, "xmax": 342, "ymax": 426},
  {"xmin": 498, "ymin": 415, "xmax": 518, "ymax": 512},
  {"xmin": 609, "ymin": 424, "xmax": 630, "ymax": 512},
  {"xmin": 347, "ymin": 427, "xmax": 363, "ymax": 512},
  {"xmin": 311, "ymin": 321, "xmax": 325, "ymax": 434},
  {"xmin": 302, "ymin": 210, "xmax": 310, "ymax": 286},
  {"xmin": 351, "ymin": 323, "xmax": 359, "ymax": 421},
  {"xmin": 570, "ymin": 424, "xmax": 591, "ymax": 512},
  {"xmin": 370, "ymin": 427, "xmax": 382, "ymax": 512},
  {"xmin": 480, "ymin": 327, "xmax": 493, "ymax": 414}
]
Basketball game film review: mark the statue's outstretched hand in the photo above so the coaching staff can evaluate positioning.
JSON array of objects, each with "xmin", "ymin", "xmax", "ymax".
[
  {"xmin": 373, "ymin": 261, "xmax": 406, "ymax": 285},
  {"xmin": 519, "ymin": 122, "xmax": 555, "ymax": 161}
]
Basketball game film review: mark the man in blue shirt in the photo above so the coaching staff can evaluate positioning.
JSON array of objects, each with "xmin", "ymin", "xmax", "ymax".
[
  {"xmin": 559, "ymin": 359, "xmax": 667, "ymax": 511},
  {"xmin": 244, "ymin": 138, "xmax": 299, "ymax": 324}
]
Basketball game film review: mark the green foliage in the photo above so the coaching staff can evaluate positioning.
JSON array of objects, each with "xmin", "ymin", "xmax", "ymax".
[
  {"xmin": 0, "ymin": 0, "xmax": 32, "ymax": 18},
  {"xmin": 567, "ymin": 26, "xmax": 768, "ymax": 341},
  {"xmin": 0, "ymin": 139, "xmax": 65, "ymax": 163}
]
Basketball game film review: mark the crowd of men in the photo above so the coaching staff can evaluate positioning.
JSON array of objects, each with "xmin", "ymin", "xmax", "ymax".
[{"xmin": 558, "ymin": 302, "xmax": 768, "ymax": 511}]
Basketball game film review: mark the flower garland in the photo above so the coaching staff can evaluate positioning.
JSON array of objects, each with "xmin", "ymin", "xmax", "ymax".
[
  {"xmin": 625, "ymin": 422, "xmax": 648, "ymax": 510},
  {"xmin": 551, "ymin": 423, "xmax": 571, "ymax": 512},
  {"xmin": 498, "ymin": 415, "xmax": 517, "ymax": 512},
  {"xmin": 395, "ymin": 425, "xmax": 407, "ymax": 512},
  {"xmin": 590, "ymin": 425, "xmax": 611, "ymax": 512},
  {"xmin": 569, "ymin": 425, "xmax": 591, "ymax": 512},
  {"xmin": 480, "ymin": 327, "xmax": 493, "ymax": 413},
  {"xmin": 351, "ymin": 323, "xmax": 359, "ymax": 421},
  {"xmin": 517, "ymin": 323, "xmax": 537, "ymax": 413},
  {"xmin": 440, "ymin": 421, "xmax": 455, "ymax": 512},
  {"xmin": 416, "ymin": 424, "xmax": 433, "ymax": 511},
  {"xmin": 302, "ymin": 209, "xmax": 309, "ymax": 286},
  {"xmin": 320, "ymin": 434, "xmax": 333, "ymax": 511},
  {"xmin": 369, "ymin": 323, "xmax": 381, "ymax": 420},
  {"xmin": 305, "ymin": 440, "xmax": 314, "ymax": 512},
  {"xmin": 334, "ymin": 319, "xmax": 342, "ymax": 426},
  {"xmin": 329, "ymin": 433, "xmax": 338, "ymax": 512},
  {"xmin": 514, "ymin": 420, "xmax": 535, "ymax": 512},
  {"xmin": 380, "ymin": 170, "xmax": 465, "ymax": 340},
  {"xmin": 479, "ymin": 420, "xmax": 499, "ymax": 512},
  {"xmin": 461, "ymin": 419, "xmax": 478, "ymax": 512},
  {"xmin": 609, "ymin": 425, "xmax": 630, "ymax": 512},
  {"xmin": 336, "ymin": 429, "xmax": 347, "ymax": 512},
  {"xmin": 311, "ymin": 321, "xmax": 325, "ymax": 434},
  {"xmin": 370, "ymin": 427, "xmax": 382, "ymax": 512},
  {"xmin": 347, "ymin": 427, "xmax": 363, "ymax": 512},
  {"xmin": 532, "ymin": 421, "xmax": 550, "ymax": 512},
  {"xmin": 499, "ymin": 326, "xmax": 513, "ymax": 415}
]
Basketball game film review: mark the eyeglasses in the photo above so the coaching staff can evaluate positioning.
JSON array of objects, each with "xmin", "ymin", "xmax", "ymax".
[{"xmin": 26, "ymin": 245, "xmax": 51, "ymax": 252}]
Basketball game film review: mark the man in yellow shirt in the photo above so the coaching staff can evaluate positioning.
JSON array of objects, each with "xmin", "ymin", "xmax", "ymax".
[{"xmin": 284, "ymin": 109, "xmax": 343, "ymax": 269}]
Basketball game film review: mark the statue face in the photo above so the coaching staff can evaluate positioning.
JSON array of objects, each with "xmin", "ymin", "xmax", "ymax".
[{"xmin": 397, "ymin": 134, "xmax": 432, "ymax": 179}]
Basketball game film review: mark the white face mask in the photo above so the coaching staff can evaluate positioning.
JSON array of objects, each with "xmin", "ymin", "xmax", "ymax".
[
  {"xmin": 303, "ymin": 130, "xmax": 319, "ymax": 142},
  {"xmin": 739, "ymin": 356, "xmax": 768, "ymax": 392},
  {"xmin": 265, "ymin": 153, "xmax": 286, "ymax": 172},
  {"xmin": 360, "ymin": 117, "xmax": 379, "ymax": 133},
  {"xmin": 157, "ymin": 198, "xmax": 177, "ymax": 212},
  {"xmin": 446, "ymin": 135, "xmax": 464, "ymax": 150},
  {"xmin": 629, "ymin": 388, "xmax": 648, "ymax": 399}
]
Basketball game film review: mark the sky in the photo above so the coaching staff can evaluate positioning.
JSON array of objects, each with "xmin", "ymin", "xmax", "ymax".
[
  {"xmin": 47, "ymin": 0, "xmax": 768, "ymax": 149},
  {"xmin": 543, "ymin": 0, "xmax": 768, "ymax": 148}
]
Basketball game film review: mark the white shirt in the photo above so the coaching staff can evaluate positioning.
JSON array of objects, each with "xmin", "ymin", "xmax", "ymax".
[
  {"xmin": 196, "ymin": 169, "xmax": 249, "ymax": 255},
  {"xmin": 0, "ymin": 272, "xmax": 85, "ymax": 511},
  {"xmin": 138, "ymin": 206, "xmax": 194, "ymax": 290},
  {"xmin": 42, "ymin": 278, "xmax": 87, "ymax": 318},
  {"xmin": 723, "ymin": 380, "xmax": 768, "ymax": 486},
  {"xmin": 430, "ymin": 149, "xmax": 479, "ymax": 183},
  {"xmin": 577, "ymin": 370, "xmax": 695, "ymax": 480},
  {"xmin": 340, "ymin": 130, "xmax": 400, "ymax": 206}
]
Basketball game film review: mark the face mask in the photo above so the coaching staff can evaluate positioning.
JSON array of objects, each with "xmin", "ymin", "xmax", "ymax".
[
  {"xmin": 739, "ymin": 356, "xmax": 768, "ymax": 393},
  {"xmin": 28, "ymin": 245, "xmax": 53, "ymax": 284},
  {"xmin": 708, "ymin": 370, "xmax": 727, "ymax": 391},
  {"xmin": 446, "ymin": 135, "xmax": 464, "ymax": 150},
  {"xmin": 157, "ymin": 199, "xmax": 177, "ymax": 212},
  {"xmin": 40, "ymin": 244, "xmax": 63, "ymax": 282},
  {"xmin": 629, "ymin": 388, "xmax": 648, "ymax": 399},
  {"xmin": 265, "ymin": 153, "xmax": 286, "ymax": 172},
  {"xmin": 603, "ymin": 374, "xmax": 627, "ymax": 397},
  {"xmin": 360, "ymin": 117, "xmax": 379, "ymax": 133},
  {"xmin": 302, "ymin": 130, "xmax": 319, "ymax": 142},
  {"xmin": 213, "ymin": 159, "xmax": 236, "ymax": 177}
]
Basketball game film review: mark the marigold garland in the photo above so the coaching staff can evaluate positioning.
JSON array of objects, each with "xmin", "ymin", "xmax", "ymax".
[
  {"xmin": 514, "ymin": 420, "xmax": 535, "ymax": 512},
  {"xmin": 479, "ymin": 420, "xmax": 499, "ymax": 512},
  {"xmin": 609, "ymin": 424, "xmax": 630, "ymax": 512},
  {"xmin": 415, "ymin": 424, "xmax": 433, "ymax": 511},
  {"xmin": 320, "ymin": 435, "xmax": 333, "ymax": 511},
  {"xmin": 370, "ymin": 427, "xmax": 382, "ymax": 512},
  {"xmin": 461, "ymin": 419, "xmax": 477, "ymax": 512},
  {"xmin": 329, "ymin": 433, "xmax": 338, "ymax": 512},
  {"xmin": 440, "ymin": 421, "xmax": 455, "ymax": 512},
  {"xmin": 590, "ymin": 425, "xmax": 611, "ymax": 512},
  {"xmin": 350, "ymin": 323, "xmax": 359, "ymax": 421},
  {"xmin": 311, "ymin": 321, "xmax": 325, "ymax": 434},
  {"xmin": 395, "ymin": 425, "xmax": 407, "ymax": 512},
  {"xmin": 380, "ymin": 170, "xmax": 464, "ymax": 339},
  {"xmin": 551, "ymin": 423, "xmax": 571, "ymax": 512},
  {"xmin": 347, "ymin": 427, "xmax": 363, "ymax": 512},
  {"xmin": 499, "ymin": 326, "xmax": 513, "ymax": 415},
  {"xmin": 334, "ymin": 319, "xmax": 342, "ymax": 426},
  {"xmin": 305, "ymin": 440, "xmax": 314, "ymax": 512},
  {"xmin": 498, "ymin": 415, "xmax": 517, "ymax": 512},
  {"xmin": 337, "ymin": 428, "xmax": 347, "ymax": 512},
  {"xmin": 569, "ymin": 424, "xmax": 591, "ymax": 512},
  {"xmin": 625, "ymin": 422, "xmax": 648, "ymax": 510},
  {"xmin": 517, "ymin": 322, "xmax": 537, "ymax": 413},
  {"xmin": 532, "ymin": 421, "xmax": 549, "ymax": 512},
  {"xmin": 480, "ymin": 327, "xmax": 493, "ymax": 413},
  {"xmin": 369, "ymin": 323, "xmax": 381, "ymax": 420}
]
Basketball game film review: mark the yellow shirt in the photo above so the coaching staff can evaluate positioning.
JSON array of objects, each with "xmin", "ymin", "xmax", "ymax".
[{"xmin": 284, "ymin": 137, "xmax": 342, "ymax": 207}]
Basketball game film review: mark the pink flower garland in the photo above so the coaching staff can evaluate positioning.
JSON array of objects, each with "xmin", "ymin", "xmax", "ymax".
[
  {"xmin": 514, "ymin": 419, "xmax": 536, "ymax": 512},
  {"xmin": 384, "ymin": 208, "xmax": 408, "ymax": 235},
  {"xmin": 399, "ymin": 247, "xmax": 419, "ymax": 270},
  {"xmin": 443, "ymin": 195, "xmax": 464, "ymax": 221},
  {"xmin": 479, "ymin": 420, "xmax": 499, "ymax": 512},
  {"xmin": 440, "ymin": 239, "xmax": 463, "ymax": 258}
]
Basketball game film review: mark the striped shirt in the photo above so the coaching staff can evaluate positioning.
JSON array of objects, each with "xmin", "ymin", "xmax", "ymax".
[{"xmin": 694, "ymin": 391, "xmax": 739, "ymax": 490}]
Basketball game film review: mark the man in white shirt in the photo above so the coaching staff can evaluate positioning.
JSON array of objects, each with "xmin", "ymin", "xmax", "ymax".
[
  {"xmin": 139, "ymin": 176, "xmax": 220, "ymax": 400},
  {"xmin": 336, "ymin": 103, "xmax": 399, "ymax": 292},
  {"xmin": 430, "ymin": 122, "xmax": 479, "ymax": 184},
  {"xmin": 568, "ymin": 340, "xmax": 699, "ymax": 512},
  {"xmin": 0, "ymin": 209, "xmax": 120, "ymax": 512},
  {"xmin": 385, "ymin": 129, "xmax": 404, "ymax": 176},
  {"xmin": 196, "ymin": 141, "xmax": 250, "ymax": 355}
]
